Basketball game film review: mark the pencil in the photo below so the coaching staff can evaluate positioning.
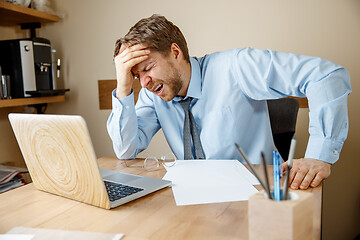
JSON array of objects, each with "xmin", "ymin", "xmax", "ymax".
[
  {"xmin": 261, "ymin": 152, "xmax": 273, "ymax": 200},
  {"xmin": 235, "ymin": 144, "xmax": 267, "ymax": 194}
]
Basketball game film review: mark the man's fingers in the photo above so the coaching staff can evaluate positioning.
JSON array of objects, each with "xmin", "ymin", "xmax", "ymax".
[
  {"xmin": 299, "ymin": 169, "xmax": 317, "ymax": 190},
  {"xmin": 281, "ymin": 161, "xmax": 288, "ymax": 174},
  {"xmin": 310, "ymin": 171, "xmax": 329, "ymax": 187},
  {"xmin": 123, "ymin": 55, "xmax": 149, "ymax": 71},
  {"xmin": 288, "ymin": 165, "xmax": 297, "ymax": 186},
  {"xmin": 121, "ymin": 49, "xmax": 150, "ymax": 64},
  {"xmin": 114, "ymin": 48, "xmax": 150, "ymax": 76},
  {"xmin": 286, "ymin": 158, "xmax": 331, "ymax": 189},
  {"xmin": 118, "ymin": 44, "xmax": 148, "ymax": 58},
  {"xmin": 290, "ymin": 168, "xmax": 309, "ymax": 189}
]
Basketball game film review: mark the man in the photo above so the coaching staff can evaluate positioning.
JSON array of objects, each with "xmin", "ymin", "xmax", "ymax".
[{"xmin": 107, "ymin": 14, "xmax": 351, "ymax": 190}]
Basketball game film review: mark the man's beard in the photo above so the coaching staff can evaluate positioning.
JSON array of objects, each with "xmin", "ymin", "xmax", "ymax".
[
  {"xmin": 158, "ymin": 62, "xmax": 183, "ymax": 102},
  {"xmin": 159, "ymin": 73, "xmax": 183, "ymax": 102}
]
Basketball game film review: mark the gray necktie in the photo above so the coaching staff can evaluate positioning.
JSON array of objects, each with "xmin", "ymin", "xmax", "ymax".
[{"xmin": 179, "ymin": 97, "xmax": 205, "ymax": 159}]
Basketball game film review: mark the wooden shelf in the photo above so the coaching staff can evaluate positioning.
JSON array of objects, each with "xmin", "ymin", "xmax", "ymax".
[
  {"xmin": 0, "ymin": 1, "xmax": 60, "ymax": 26},
  {"xmin": 0, "ymin": 95, "xmax": 65, "ymax": 108}
]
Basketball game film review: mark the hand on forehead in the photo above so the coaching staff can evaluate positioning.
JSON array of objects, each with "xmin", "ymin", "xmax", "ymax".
[{"xmin": 119, "ymin": 42, "xmax": 149, "ymax": 54}]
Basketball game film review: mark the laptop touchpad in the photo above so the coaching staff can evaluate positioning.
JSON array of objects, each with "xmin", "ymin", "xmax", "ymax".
[{"xmin": 104, "ymin": 173, "xmax": 141, "ymax": 183}]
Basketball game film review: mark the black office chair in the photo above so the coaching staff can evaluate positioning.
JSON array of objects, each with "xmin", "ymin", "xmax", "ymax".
[{"xmin": 267, "ymin": 98, "xmax": 299, "ymax": 161}]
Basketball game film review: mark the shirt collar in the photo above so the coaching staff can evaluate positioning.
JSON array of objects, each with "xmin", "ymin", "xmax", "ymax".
[{"xmin": 174, "ymin": 57, "xmax": 202, "ymax": 102}]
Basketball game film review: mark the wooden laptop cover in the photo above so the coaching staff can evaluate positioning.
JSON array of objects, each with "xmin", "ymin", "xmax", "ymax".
[{"xmin": 9, "ymin": 114, "xmax": 111, "ymax": 209}]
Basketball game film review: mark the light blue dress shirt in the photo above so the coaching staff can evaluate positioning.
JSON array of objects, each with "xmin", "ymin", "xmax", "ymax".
[{"xmin": 107, "ymin": 48, "xmax": 351, "ymax": 164}]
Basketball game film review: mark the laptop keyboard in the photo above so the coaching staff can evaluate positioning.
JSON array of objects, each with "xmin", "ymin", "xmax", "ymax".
[{"xmin": 104, "ymin": 181, "xmax": 144, "ymax": 202}]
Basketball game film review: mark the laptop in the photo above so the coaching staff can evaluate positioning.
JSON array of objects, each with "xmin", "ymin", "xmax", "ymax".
[{"xmin": 8, "ymin": 113, "xmax": 171, "ymax": 209}]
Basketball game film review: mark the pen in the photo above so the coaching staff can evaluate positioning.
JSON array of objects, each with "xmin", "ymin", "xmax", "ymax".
[
  {"xmin": 235, "ymin": 144, "xmax": 267, "ymax": 194},
  {"xmin": 261, "ymin": 152, "xmax": 273, "ymax": 200},
  {"xmin": 282, "ymin": 134, "xmax": 296, "ymax": 200},
  {"xmin": 273, "ymin": 151, "xmax": 281, "ymax": 201}
]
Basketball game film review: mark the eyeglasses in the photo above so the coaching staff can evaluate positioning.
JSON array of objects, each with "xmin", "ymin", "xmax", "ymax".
[{"xmin": 124, "ymin": 152, "xmax": 177, "ymax": 170}]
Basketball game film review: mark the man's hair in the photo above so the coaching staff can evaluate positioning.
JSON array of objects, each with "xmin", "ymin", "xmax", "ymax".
[{"xmin": 114, "ymin": 14, "xmax": 190, "ymax": 62}]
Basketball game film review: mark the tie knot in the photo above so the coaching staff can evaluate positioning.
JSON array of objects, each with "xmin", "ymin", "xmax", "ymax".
[{"xmin": 179, "ymin": 97, "xmax": 192, "ymax": 111}]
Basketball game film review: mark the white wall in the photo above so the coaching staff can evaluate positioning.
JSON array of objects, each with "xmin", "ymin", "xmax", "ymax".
[{"xmin": 1, "ymin": 0, "xmax": 359, "ymax": 238}]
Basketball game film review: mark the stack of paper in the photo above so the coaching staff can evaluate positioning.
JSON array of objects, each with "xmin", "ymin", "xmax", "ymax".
[
  {"xmin": 163, "ymin": 160, "xmax": 259, "ymax": 206},
  {"xmin": 0, "ymin": 168, "xmax": 23, "ymax": 193}
]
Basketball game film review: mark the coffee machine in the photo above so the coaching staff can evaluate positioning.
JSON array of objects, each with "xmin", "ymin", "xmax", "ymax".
[{"xmin": 0, "ymin": 37, "xmax": 57, "ymax": 98}]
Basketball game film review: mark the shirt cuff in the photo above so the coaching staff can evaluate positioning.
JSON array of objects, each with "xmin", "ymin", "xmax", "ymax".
[
  {"xmin": 111, "ymin": 89, "xmax": 135, "ymax": 118},
  {"xmin": 305, "ymin": 136, "xmax": 343, "ymax": 164}
]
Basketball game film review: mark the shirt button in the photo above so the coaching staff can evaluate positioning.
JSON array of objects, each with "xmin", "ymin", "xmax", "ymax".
[
  {"xmin": 125, "ymin": 106, "xmax": 130, "ymax": 110},
  {"xmin": 333, "ymin": 150, "xmax": 338, "ymax": 155}
]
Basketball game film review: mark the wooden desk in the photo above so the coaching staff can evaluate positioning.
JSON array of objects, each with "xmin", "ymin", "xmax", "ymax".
[{"xmin": 0, "ymin": 157, "xmax": 322, "ymax": 240}]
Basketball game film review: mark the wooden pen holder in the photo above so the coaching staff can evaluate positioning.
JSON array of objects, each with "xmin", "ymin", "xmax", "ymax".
[{"xmin": 248, "ymin": 190, "xmax": 314, "ymax": 240}]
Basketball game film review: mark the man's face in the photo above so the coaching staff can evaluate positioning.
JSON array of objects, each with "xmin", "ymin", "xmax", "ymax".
[{"xmin": 132, "ymin": 51, "xmax": 184, "ymax": 102}]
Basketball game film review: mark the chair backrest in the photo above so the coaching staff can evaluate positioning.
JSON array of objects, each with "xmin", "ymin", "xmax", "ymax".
[{"xmin": 267, "ymin": 98, "xmax": 299, "ymax": 161}]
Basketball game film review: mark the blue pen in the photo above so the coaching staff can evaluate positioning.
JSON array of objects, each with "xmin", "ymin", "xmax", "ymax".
[{"xmin": 273, "ymin": 151, "xmax": 281, "ymax": 201}]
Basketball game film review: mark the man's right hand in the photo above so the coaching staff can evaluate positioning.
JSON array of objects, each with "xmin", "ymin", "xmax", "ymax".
[{"xmin": 114, "ymin": 44, "xmax": 150, "ymax": 99}]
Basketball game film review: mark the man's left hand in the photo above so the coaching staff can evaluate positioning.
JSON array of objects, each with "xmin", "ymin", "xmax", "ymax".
[{"xmin": 282, "ymin": 158, "xmax": 331, "ymax": 190}]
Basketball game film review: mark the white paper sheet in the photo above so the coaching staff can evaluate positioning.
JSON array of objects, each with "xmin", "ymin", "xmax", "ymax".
[
  {"xmin": 5, "ymin": 227, "xmax": 124, "ymax": 240},
  {"xmin": 163, "ymin": 160, "xmax": 259, "ymax": 206},
  {"xmin": 0, "ymin": 235, "xmax": 34, "ymax": 240}
]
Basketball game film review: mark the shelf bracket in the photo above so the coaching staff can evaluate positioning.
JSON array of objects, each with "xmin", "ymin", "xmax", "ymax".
[
  {"xmin": 30, "ymin": 103, "xmax": 47, "ymax": 114},
  {"xmin": 20, "ymin": 22, "xmax": 41, "ymax": 38}
]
